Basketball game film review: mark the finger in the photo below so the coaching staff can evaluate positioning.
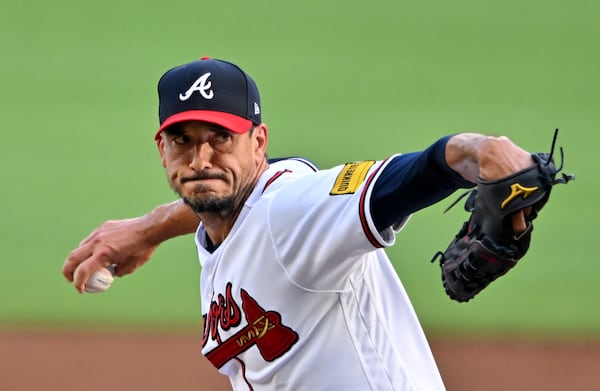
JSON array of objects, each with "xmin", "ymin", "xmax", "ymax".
[
  {"xmin": 78, "ymin": 220, "xmax": 118, "ymax": 247},
  {"xmin": 78, "ymin": 226, "xmax": 102, "ymax": 247},
  {"xmin": 511, "ymin": 210, "xmax": 527, "ymax": 235},
  {"xmin": 72, "ymin": 261, "xmax": 94, "ymax": 293},
  {"xmin": 72, "ymin": 254, "xmax": 107, "ymax": 293},
  {"xmin": 79, "ymin": 219, "xmax": 135, "ymax": 247},
  {"xmin": 510, "ymin": 207, "xmax": 533, "ymax": 235},
  {"xmin": 62, "ymin": 245, "xmax": 93, "ymax": 282}
]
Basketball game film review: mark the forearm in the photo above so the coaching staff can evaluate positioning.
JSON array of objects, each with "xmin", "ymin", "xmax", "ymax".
[{"xmin": 142, "ymin": 199, "xmax": 200, "ymax": 246}]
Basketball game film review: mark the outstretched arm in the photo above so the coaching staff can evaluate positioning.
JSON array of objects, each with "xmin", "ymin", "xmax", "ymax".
[
  {"xmin": 370, "ymin": 133, "xmax": 534, "ymax": 233},
  {"xmin": 62, "ymin": 199, "xmax": 199, "ymax": 293}
]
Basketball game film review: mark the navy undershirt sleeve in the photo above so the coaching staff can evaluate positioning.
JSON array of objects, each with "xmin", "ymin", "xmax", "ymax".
[{"xmin": 371, "ymin": 135, "xmax": 475, "ymax": 232}]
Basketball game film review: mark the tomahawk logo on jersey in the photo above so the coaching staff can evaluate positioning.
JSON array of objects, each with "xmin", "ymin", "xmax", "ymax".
[{"xmin": 202, "ymin": 283, "xmax": 299, "ymax": 369}]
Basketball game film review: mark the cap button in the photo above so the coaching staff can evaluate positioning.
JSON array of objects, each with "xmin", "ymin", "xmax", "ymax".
[{"xmin": 200, "ymin": 56, "xmax": 211, "ymax": 60}]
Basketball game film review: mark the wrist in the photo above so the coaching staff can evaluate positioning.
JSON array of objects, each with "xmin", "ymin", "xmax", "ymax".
[{"xmin": 445, "ymin": 133, "xmax": 489, "ymax": 183}]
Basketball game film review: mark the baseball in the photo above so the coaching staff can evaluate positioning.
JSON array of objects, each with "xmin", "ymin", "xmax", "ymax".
[{"xmin": 84, "ymin": 266, "xmax": 115, "ymax": 293}]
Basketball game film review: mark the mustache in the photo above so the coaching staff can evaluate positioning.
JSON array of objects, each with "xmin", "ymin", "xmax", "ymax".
[{"xmin": 180, "ymin": 171, "xmax": 228, "ymax": 184}]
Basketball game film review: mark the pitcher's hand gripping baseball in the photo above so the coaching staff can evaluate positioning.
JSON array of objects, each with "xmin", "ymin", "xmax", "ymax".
[{"xmin": 433, "ymin": 130, "xmax": 574, "ymax": 302}]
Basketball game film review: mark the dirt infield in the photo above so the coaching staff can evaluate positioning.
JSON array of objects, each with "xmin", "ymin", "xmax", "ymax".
[{"xmin": 2, "ymin": 330, "xmax": 599, "ymax": 390}]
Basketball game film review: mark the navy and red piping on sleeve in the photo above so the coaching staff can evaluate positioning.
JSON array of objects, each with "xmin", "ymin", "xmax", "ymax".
[
  {"xmin": 267, "ymin": 156, "xmax": 318, "ymax": 172},
  {"xmin": 370, "ymin": 135, "xmax": 474, "ymax": 232}
]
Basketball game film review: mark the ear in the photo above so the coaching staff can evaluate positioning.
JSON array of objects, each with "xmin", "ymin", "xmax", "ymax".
[
  {"xmin": 156, "ymin": 137, "xmax": 167, "ymax": 168},
  {"xmin": 252, "ymin": 123, "xmax": 269, "ymax": 161}
]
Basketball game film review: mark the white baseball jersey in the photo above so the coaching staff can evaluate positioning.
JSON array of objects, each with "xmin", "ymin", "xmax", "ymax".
[{"xmin": 196, "ymin": 157, "xmax": 446, "ymax": 390}]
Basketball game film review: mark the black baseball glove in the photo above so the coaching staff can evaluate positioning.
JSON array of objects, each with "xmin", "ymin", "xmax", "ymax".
[{"xmin": 432, "ymin": 130, "xmax": 574, "ymax": 302}]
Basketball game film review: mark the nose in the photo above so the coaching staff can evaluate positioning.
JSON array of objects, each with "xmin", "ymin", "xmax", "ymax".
[{"xmin": 189, "ymin": 142, "xmax": 213, "ymax": 171}]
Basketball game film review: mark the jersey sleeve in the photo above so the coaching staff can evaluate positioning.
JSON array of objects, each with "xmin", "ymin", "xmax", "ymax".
[
  {"xmin": 265, "ymin": 137, "xmax": 475, "ymax": 291},
  {"xmin": 266, "ymin": 159, "xmax": 397, "ymax": 291},
  {"xmin": 370, "ymin": 136, "xmax": 475, "ymax": 231}
]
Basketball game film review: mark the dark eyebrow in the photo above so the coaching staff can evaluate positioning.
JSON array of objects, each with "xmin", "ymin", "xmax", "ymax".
[
  {"xmin": 163, "ymin": 124, "xmax": 185, "ymax": 136},
  {"xmin": 207, "ymin": 124, "xmax": 231, "ymax": 134}
]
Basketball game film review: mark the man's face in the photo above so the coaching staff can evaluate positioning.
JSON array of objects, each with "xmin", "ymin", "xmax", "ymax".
[{"xmin": 157, "ymin": 121, "xmax": 268, "ymax": 216}]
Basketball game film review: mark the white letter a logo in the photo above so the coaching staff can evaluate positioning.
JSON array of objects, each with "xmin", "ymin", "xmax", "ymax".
[{"xmin": 179, "ymin": 73, "xmax": 214, "ymax": 101}]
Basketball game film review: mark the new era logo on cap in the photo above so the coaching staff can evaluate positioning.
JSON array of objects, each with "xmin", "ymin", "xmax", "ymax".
[{"xmin": 155, "ymin": 57, "xmax": 261, "ymax": 139}]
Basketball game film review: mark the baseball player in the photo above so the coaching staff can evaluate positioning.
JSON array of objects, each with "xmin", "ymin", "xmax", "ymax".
[{"xmin": 63, "ymin": 57, "xmax": 551, "ymax": 390}]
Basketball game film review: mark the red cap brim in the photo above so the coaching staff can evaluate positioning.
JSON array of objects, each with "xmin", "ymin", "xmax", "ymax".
[{"xmin": 154, "ymin": 110, "xmax": 253, "ymax": 140}]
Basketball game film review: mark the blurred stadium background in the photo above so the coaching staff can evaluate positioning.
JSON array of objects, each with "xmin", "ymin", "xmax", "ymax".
[{"xmin": 1, "ymin": 0, "xmax": 598, "ymax": 389}]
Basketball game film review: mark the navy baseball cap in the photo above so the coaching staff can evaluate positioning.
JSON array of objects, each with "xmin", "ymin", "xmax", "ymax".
[{"xmin": 155, "ymin": 57, "xmax": 261, "ymax": 140}]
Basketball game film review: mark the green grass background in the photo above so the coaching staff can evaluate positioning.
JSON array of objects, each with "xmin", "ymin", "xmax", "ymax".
[{"xmin": 1, "ymin": 0, "xmax": 598, "ymax": 338}]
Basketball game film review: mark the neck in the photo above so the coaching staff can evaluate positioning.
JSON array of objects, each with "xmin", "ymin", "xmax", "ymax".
[{"xmin": 200, "ymin": 159, "xmax": 269, "ymax": 246}]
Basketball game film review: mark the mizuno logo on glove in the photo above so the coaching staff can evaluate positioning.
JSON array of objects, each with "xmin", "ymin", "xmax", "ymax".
[{"xmin": 501, "ymin": 183, "xmax": 539, "ymax": 209}]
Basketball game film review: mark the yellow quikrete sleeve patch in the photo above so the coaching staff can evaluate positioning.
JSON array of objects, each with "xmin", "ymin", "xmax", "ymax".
[{"xmin": 330, "ymin": 161, "xmax": 376, "ymax": 195}]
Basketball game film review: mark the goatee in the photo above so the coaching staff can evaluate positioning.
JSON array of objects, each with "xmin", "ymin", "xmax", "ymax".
[{"xmin": 182, "ymin": 195, "xmax": 236, "ymax": 215}]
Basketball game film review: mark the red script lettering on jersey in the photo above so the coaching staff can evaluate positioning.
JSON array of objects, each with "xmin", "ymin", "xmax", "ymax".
[{"xmin": 202, "ymin": 282, "xmax": 242, "ymax": 345}]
